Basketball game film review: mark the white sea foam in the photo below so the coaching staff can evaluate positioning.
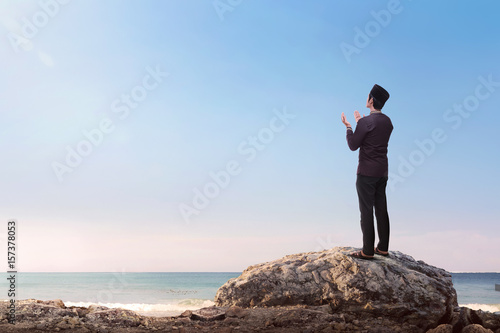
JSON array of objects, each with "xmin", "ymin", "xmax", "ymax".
[
  {"xmin": 460, "ymin": 303, "xmax": 500, "ymax": 313},
  {"xmin": 64, "ymin": 299, "xmax": 215, "ymax": 317}
]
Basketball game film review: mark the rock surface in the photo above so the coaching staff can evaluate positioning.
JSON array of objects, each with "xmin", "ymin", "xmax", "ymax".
[
  {"xmin": 215, "ymin": 246, "xmax": 457, "ymax": 330},
  {"xmin": 2, "ymin": 300, "xmax": 499, "ymax": 333},
  {"xmin": 1, "ymin": 248, "xmax": 499, "ymax": 332}
]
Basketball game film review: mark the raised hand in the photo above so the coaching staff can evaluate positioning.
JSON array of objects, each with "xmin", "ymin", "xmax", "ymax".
[
  {"xmin": 354, "ymin": 110, "xmax": 365, "ymax": 123},
  {"xmin": 341, "ymin": 112, "xmax": 351, "ymax": 128}
]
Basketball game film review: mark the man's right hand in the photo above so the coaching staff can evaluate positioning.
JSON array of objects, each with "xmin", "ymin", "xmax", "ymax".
[{"xmin": 341, "ymin": 112, "xmax": 351, "ymax": 128}]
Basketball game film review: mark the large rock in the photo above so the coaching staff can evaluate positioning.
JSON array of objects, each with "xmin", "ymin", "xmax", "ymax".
[{"xmin": 215, "ymin": 246, "xmax": 458, "ymax": 330}]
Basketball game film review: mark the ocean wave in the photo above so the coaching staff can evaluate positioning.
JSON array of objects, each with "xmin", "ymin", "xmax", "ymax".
[
  {"xmin": 460, "ymin": 303, "xmax": 500, "ymax": 313},
  {"xmin": 64, "ymin": 299, "xmax": 215, "ymax": 317}
]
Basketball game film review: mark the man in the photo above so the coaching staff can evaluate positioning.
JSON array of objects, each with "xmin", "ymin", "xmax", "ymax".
[{"xmin": 341, "ymin": 84, "xmax": 393, "ymax": 260}]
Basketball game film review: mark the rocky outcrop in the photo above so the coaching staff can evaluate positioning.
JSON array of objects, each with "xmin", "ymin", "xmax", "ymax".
[
  {"xmin": 2, "ymin": 299, "xmax": 498, "ymax": 333},
  {"xmin": 0, "ymin": 299, "xmax": 143, "ymax": 332},
  {"xmin": 0, "ymin": 247, "xmax": 499, "ymax": 332},
  {"xmin": 448, "ymin": 307, "xmax": 500, "ymax": 333},
  {"xmin": 215, "ymin": 246, "xmax": 457, "ymax": 331}
]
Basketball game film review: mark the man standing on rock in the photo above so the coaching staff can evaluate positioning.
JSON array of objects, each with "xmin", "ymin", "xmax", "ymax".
[{"xmin": 341, "ymin": 84, "xmax": 393, "ymax": 260}]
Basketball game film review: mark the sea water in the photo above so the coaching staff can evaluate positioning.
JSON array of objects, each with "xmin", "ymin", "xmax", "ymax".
[
  {"xmin": 1, "ymin": 272, "xmax": 240, "ymax": 317},
  {"xmin": 451, "ymin": 272, "xmax": 500, "ymax": 313},
  {"xmin": 1, "ymin": 272, "xmax": 499, "ymax": 316}
]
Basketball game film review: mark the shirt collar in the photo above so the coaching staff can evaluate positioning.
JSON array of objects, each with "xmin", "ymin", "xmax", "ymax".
[{"xmin": 370, "ymin": 110, "xmax": 382, "ymax": 115}]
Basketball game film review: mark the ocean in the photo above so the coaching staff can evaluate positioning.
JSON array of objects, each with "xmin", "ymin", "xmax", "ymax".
[
  {"xmin": 3, "ymin": 272, "xmax": 240, "ymax": 317},
  {"xmin": 451, "ymin": 273, "xmax": 500, "ymax": 313},
  {"xmin": 2, "ymin": 272, "xmax": 499, "ymax": 316}
]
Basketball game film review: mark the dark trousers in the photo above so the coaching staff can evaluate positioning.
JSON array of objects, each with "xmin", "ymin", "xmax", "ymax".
[{"xmin": 356, "ymin": 174, "xmax": 390, "ymax": 256}]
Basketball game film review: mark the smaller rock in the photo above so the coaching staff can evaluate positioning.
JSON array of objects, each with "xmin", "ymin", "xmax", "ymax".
[
  {"xmin": 43, "ymin": 299, "xmax": 66, "ymax": 308},
  {"xmin": 217, "ymin": 328, "xmax": 232, "ymax": 333},
  {"xmin": 72, "ymin": 307, "xmax": 89, "ymax": 317},
  {"xmin": 191, "ymin": 307, "xmax": 226, "ymax": 321},
  {"xmin": 56, "ymin": 320, "xmax": 72, "ymax": 330},
  {"xmin": 333, "ymin": 322, "xmax": 346, "ymax": 331},
  {"xmin": 474, "ymin": 310, "xmax": 500, "ymax": 332},
  {"xmin": 226, "ymin": 306, "xmax": 248, "ymax": 319},
  {"xmin": 35, "ymin": 322, "xmax": 48, "ymax": 330},
  {"xmin": 96, "ymin": 327, "xmax": 109, "ymax": 333},
  {"xmin": 462, "ymin": 324, "xmax": 494, "ymax": 333},
  {"xmin": 88, "ymin": 304, "xmax": 109, "ymax": 312},
  {"xmin": 223, "ymin": 317, "xmax": 240, "ymax": 326},
  {"xmin": 67, "ymin": 316, "xmax": 80, "ymax": 325},
  {"xmin": 426, "ymin": 324, "xmax": 453, "ymax": 333},
  {"xmin": 180, "ymin": 310, "xmax": 192, "ymax": 317},
  {"xmin": 450, "ymin": 307, "xmax": 485, "ymax": 332}
]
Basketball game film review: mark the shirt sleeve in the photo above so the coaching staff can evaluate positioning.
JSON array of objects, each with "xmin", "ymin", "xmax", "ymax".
[{"xmin": 346, "ymin": 118, "xmax": 369, "ymax": 151}]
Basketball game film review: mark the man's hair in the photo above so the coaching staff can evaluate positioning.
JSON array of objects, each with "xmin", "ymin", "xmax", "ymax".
[{"xmin": 370, "ymin": 94, "xmax": 384, "ymax": 110}]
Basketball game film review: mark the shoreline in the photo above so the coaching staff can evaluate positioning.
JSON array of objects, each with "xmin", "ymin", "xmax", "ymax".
[
  {"xmin": 62, "ymin": 299, "xmax": 217, "ymax": 318},
  {"xmin": 459, "ymin": 303, "xmax": 500, "ymax": 315},
  {"xmin": 3, "ymin": 252, "xmax": 499, "ymax": 332},
  {"xmin": 4, "ymin": 299, "xmax": 499, "ymax": 318},
  {"xmin": 2, "ymin": 299, "xmax": 500, "ymax": 333}
]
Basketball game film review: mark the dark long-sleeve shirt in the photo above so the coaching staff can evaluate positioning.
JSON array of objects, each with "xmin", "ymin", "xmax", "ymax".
[{"xmin": 346, "ymin": 113, "xmax": 393, "ymax": 177}]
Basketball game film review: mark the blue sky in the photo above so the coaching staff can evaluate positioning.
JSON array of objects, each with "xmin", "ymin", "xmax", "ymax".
[{"xmin": 0, "ymin": 0, "xmax": 499, "ymax": 272}]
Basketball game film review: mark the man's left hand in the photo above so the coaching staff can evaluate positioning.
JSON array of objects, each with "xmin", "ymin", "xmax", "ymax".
[{"xmin": 354, "ymin": 110, "xmax": 365, "ymax": 123}]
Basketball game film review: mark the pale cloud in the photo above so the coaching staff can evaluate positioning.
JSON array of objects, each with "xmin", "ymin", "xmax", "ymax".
[
  {"xmin": 17, "ymin": 223, "xmax": 311, "ymax": 272},
  {"xmin": 391, "ymin": 230, "xmax": 500, "ymax": 272},
  {"xmin": 16, "ymin": 221, "xmax": 499, "ymax": 273}
]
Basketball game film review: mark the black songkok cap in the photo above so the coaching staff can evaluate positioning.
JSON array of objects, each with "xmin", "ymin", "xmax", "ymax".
[{"xmin": 370, "ymin": 84, "xmax": 390, "ymax": 108}]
